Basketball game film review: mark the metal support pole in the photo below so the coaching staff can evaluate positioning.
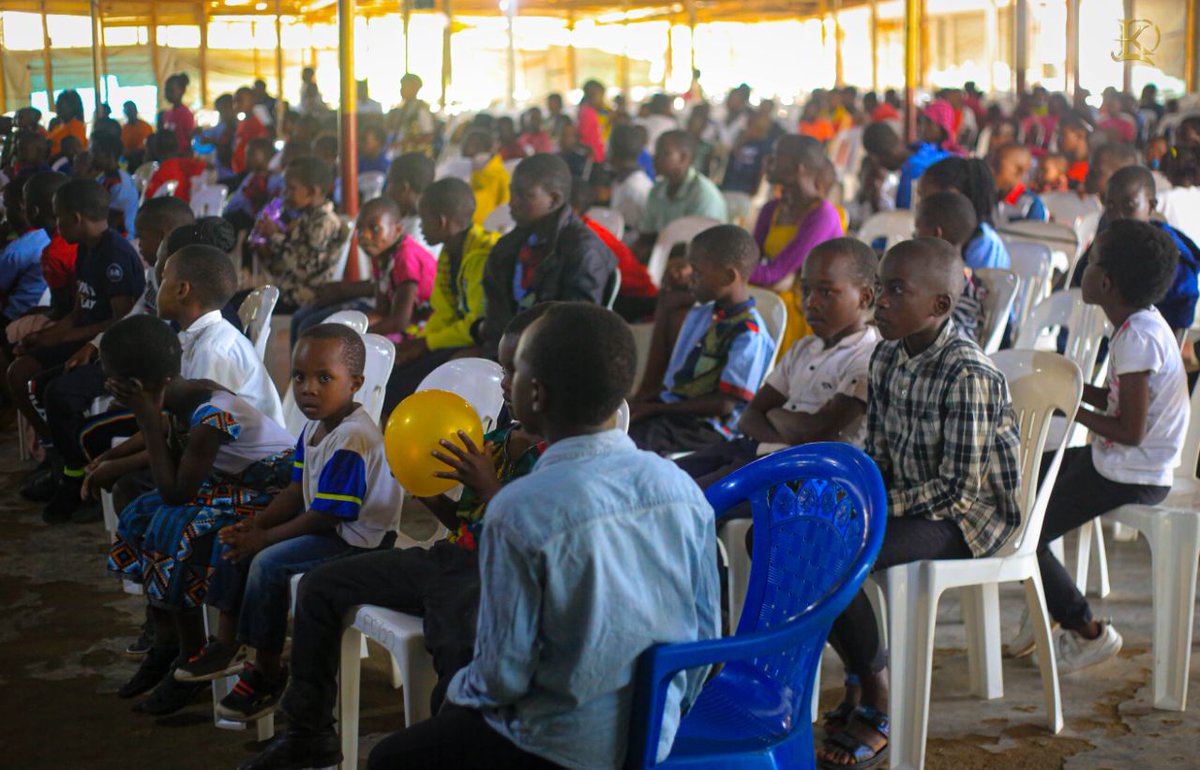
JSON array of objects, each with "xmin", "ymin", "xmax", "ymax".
[
  {"xmin": 253, "ymin": 22, "xmax": 262, "ymax": 82},
  {"xmin": 41, "ymin": 3, "xmax": 54, "ymax": 106},
  {"xmin": 1014, "ymin": 0, "xmax": 1028, "ymax": 95},
  {"xmin": 664, "ymin": 19, "xmax": 673, "ymax": 90},
  {"xmin": 338, "ymin": 0, "xmax": 359, "ymax": 221},
  {"xmin": 834, "ymin": 1, "xmax": 844, "ymax": 89},
  {"xmin": 89, "ymin": 0, "xmax": 102, "ymax": 111},
  {"xmin": 918, "ymin": 0, "xmax": 929, "ymax": 91},
  {"xmin": 619, "ymin": 1, "xmax": 631, "ymax": 98},
  {"xmin": 566, "ymin": 11, "xmax": 577, "ymax": 91},
  {"xmin": 687, "ymin": 0, "xmax": 696, "ymax": 76},
  {"xmin": 1122, "ymin": 0, "xmax": 1133, "ymax": 93},
  {"xmin": 275, "ymin": 0, "xmax": 285, "ymax": 127},
  {"xmin": 870, "ymin": 0, "xmax": 879, "ymax": 93},
  {"xmin": 441, "ymin": 0, "xmax": 452, "ymax": 110},
  {"xmin": 149, "ymin": 4, "xmax": 161, "ymax": 104},
  {"xmin": 1065, "ymin": 0, "xmax": 1079, "ymax": 101},
  {"xmin": 983, "ymin": 0, "xmax": 997, "ymax": 94},
  {"xmin": 0, "ymin": 17, "xmax": 7, "ymax": 112},
  {"xmin": 1188, "ymin": 0, "xmax": 1198, "ymax": 93},
  {"xmin": 505, "ymin": 0, "xmax": 517, "ymax": 108},
  {"xmin": 404, "ymin": 0, "xmax": 412, "ymax": 74},
  {"xmin": 903, "ymin": 0, "xmax": 920, "ymax": 143},
  {"xmin": 198, "ymin": 4, "xmax": 209, "ymax": 107}
]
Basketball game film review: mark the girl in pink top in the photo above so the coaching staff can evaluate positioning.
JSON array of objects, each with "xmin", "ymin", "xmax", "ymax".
[
  {"xmin": 160, "ymin": 73, "xmax": 196, "ymax": 153},
  {"xmin": 359, "ymin": 200, "xmax": 438, "ymax": 343}
]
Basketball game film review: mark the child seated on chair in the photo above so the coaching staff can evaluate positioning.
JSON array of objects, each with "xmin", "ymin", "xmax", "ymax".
[
  {"xmin": 479, "ymin": 154, "xmax": 615, "ymax": 359},
  {"xmin": 1005, "ymin": 220, "xmax": 1187, "ymax": 674},
  {"xmin": 91, "ymin": 133, "xmax": 139, "ymax": 239},
  {"xmin": 570, "ymin": 177, "xmax": 658, "ymax": 322},
  {"xmin": 145, "ymin": 131, "xmax": 208, "ymax": 202},
  {"xmin": 257, "ymin": 157, "xmax": 348, "ymax": 313},
  {"xmin": 1033, "ymin": 152, "xmax": 1071, "ymax": 194},
  {"xmin": 290, "ymin": 197, "xmax": 436, "ymax": 344},
  {"xmin": 177, "ymin": 323, "xmax": 402, "ymax": 722},
  {"xmin": 236, "ymin": 308, "xmax": 549, "ymax": 769},
  {"xmin": 992, "ymin": 143, "xmax": 1048, "ymax": 222},
  {"xmin": 915, "ymin": 191, "xmax": 988, "ymax": 344},
  {"xmin": 917, "ymin": 157, "xmax": 1010, "ymax": 271},
  {"xmin": 632, "ymin": 130, "xmax": 728, "ymax": 264},
  {"xmin": 223, "ymin": 137, "xmax": 282, "ymax": 233},
  {"xmin": 385, "ymin": 151, "xmax": 440, "ymax": 255},
  {"xmin": 365, "ymin": 302, "xmax": 719, "ymax": 770},
  {"xmin": 629, "ymin": 225, "xmax": 776, "ymax": 455},
  {"xmin": 358, "ymin": 125, "xmax": 391, "ymax": 176},
  {"xmin": 0, "ymin": 177, "xmax": 51, "ymax": 329},
  {"xmin": 676, "ymin": 238, "xmax": 879, "ymax": 485},
  {"xmin": 103, "ymin": 315, "xmax": 295, "ymax": 715},
  {"xmin": 463, "ymin": 128, "xmax": 510, "ymax": 227},
  {"xmin": 817, "ymin": 237, "xmax": 1021, "ymax": 770},
  {"xmin": 386, "ymin": 178, "xmax": 502, "ymax": 413}
]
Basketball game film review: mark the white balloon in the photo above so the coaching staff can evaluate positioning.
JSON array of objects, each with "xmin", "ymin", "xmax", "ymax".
[{"xmin": 417, "ymin": 358, "xmax": 506, "ymax": 431}]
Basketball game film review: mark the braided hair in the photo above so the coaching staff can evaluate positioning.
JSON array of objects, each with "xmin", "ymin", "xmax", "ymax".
[{"xmin": 921, "ymin": 156, "xmax": 998, "ymax": 228}]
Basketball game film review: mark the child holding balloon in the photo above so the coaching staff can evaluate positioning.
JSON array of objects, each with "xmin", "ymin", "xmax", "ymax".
[{"xmin": 174, "ymin": 323, "xmax": 402, "ymax": 723}]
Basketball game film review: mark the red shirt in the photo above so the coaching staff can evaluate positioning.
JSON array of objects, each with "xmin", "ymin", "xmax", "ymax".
[
  {"xmin": 41, "ymin": 233, "xmax": 78, "ymax": 291},
  {"xmin": 582, "ymin": 215, "xmax": 656, "ymax": 299},
  {"xmin": 161, "ymin": 105, "xmax": 195, "ymax": 153},
  {"xmin": 1067, "ymin": 160, "xmax": 1089, "ymax": 186},
  {"xmin": 146, "ymin": 156, "xmax": 209, "ymax": 202},
  {"xmin": 233, "ymin": 115, "xmax": 269, "ymax": 174}
]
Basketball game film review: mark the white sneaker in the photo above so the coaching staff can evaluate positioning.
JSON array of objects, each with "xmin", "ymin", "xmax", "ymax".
[
  {"xmin": 1053, "ymin": 620, "xmax": 1123, "ymax": 675},
  {"xmin": 1005, "ymin": 607, "xmax": 1059, "ymax": 659}
]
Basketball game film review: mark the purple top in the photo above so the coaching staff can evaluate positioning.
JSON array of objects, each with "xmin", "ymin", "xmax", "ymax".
[{"xmin": 750, "ymin": 198, "xmax": 845, "ymax": 286}]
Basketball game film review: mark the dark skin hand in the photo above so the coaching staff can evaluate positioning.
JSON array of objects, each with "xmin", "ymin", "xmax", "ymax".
[{"xmin": 766, "ymin": 394, "xmax": 866, "ymax": 445}]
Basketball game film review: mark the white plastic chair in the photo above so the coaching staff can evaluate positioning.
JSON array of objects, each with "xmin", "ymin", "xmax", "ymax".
[
  {"xmin": 586, "ymin": 206, "xmax": 626, "ymax": 240},
  {"xmin": 1104, "ymin": 372, "xmax": 1200, "ymax": 711},
  {"xmin": 646, "ymin": 215, "xmax": 721, "ymax": 287},
  {"xmin": 328, "ymin": 220, "xmax": 357, "ymax": 281},
  {"xmin": 237, "ymin": 285, "xmax": 280, "ymax": 362},
  {"xmin": 152, "ymin": 179, "xmax": 179, "ymax": 199},
  {"xmin": 1040, "ymin": 191, "xmax": 1102, "ymax": 229},
  {"xmin": 358, "ymin": 170, "xmax": 387, "ymax": 202},
  {"xmin": 1005, "ymin": 241, "xmax": 1054, "ymax": 335},
  {"xmin": 881, "ymin": 350, "xmax": 1081, "ymax": 770},
  {"xmin": 280, "ymin": 312, "xmax": 371, "ymax": 435},
  {"xmin": 1073, "ymin": 210, "xmax": 1101, "ymax": 256},
  {"xmin": 1013, "ymin": 289, "xmax": 1110, "ymax": 376},
  {"xmin": 974, "ymin": 268, "xmax": 1019, "ymax": 354},
  {"xmin": 722, "ymin": 191, "xmax": 753, "ymax": 227},
  {"xmin": 747, "ymin": 286, "xmax": 787, "ymax": 371},
  {"xmin": 604, "ymin": 268, "xmax": 621, "ymax": 310},
  {"xmin": 321, "ymin": 309, "xmax": 370, "ymax": 334},
  {"xmin": 360, "ymin": 333, "xmax": 396, "ymax": 424},
  {"xmin": 615, "ymin": 399, "xmax": 630, "ymax": 433},
  {"xmin": 133, "ymin": 161, "xmax": 158, "ymax": 206},
  {"xmin": 855, "ymin": 210, "xmax": 915, "ymax": 252},
  {"xmin": 998, "ymin": 220, "xmax": 1078, "ymax": 277},
  {"xmin": 483, "ymin": 203, "xmax": 515, "ymax": 234},
  {"xmin": 190, "ymin": 184, "xmax": 228, "ymax": 217}
]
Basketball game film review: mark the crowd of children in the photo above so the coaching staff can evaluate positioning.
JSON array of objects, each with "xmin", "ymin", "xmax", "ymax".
[{"xmin": 1, "ymin": 69, "xmax": 1198, "ymax": 770}]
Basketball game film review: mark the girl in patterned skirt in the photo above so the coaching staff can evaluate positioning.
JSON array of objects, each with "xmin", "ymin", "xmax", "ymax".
[{"xmin": 99, "ymin": 315, "xmax": 295, "ymax": 714}]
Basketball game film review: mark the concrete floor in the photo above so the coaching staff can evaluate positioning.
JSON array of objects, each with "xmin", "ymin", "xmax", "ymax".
[{"xmin": 0, "ymin": 422, "xmax": 1197, "ymax": 768}]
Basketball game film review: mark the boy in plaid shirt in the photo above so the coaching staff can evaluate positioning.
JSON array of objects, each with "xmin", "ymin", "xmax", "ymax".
[{"xmin": 817, "ymin": 237, "xmax": 1021, "ymax": 769}]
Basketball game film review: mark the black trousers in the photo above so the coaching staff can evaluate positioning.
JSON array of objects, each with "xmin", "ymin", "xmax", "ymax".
[
  {"xmin": 281, "ymin": 543, "xmax": 480, "ymax": 734},
  {"xmin": 367, "ymin": 705, "xmax": 562, "ymax": 770},
  {"xmin": 629, "ymin": 412, "xmax": 726, "ymax": 456},
  {"xmin": 382, "ymin": 347, "xmax": 463, "ymax": 417},
  {"xmin": 39, "ymin": 362, "xmax": 106, "ymax": 469},
  {"xmin": 1037, "ymin": 446, "xmax": 1168, "ymax": 630},
  {"xmin": 828, "ymin": 517, "xmax": 972, "ymax": 678}
]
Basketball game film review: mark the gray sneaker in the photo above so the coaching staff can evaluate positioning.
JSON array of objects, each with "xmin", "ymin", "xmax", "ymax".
[
  {"xmin": 1053, "ymin": 620, "xmax": 1123, "ymax": 675},
  {"xmin": 1005, "ymin": 607, "xmax": 1058, "ymax": 659}
]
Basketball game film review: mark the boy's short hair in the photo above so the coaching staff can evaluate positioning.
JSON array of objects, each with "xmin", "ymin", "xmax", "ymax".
[
  {"xmin": 55, "ymin": 178, "xmax": 110, "ymax": 221},
  {"xmin": 992, "ymin": 142, "xmax": 1031, "ymax": 165},
  {"xmin": 526, "ymin": 303, "xmax": 635, "ymax": 426},
  {"xmin": 286, "ymin": 156, "xmax": 333, "ymax": 192},
  {"xmin": 504, "ymin": 301, "xmax": 556, "ymax": 339},
  {"xmin": 1093, "ymin": 219, "xmax": 1178, "ymax": 307},
  {"xmin": 24, "ymin": 171, "xmax": 68, "ymax": 216},
  {"xmin": 570, "ymin": 177, "xmax": 596, "ymax": 212},
  {"xmin": 689, "ymin": 224, "xmax": 759, "ymax": 279},
  {"xmin": 363, "ymin": 125, "xmax": 388, "ymax": 144},
  {"xmin": 166, "ymin": 244, "xmax": 238, "ymax": 308},
  {"xmin": 1106, "ymin": 164, "xmax": 1156, "ymax": 200},
  {"xmin": 886, "ymin": 237, "xmax": 966, "ymax": 298},
  {"xmin": 154, "ymin": 130, "xmax": 179, "ymax": 156},
  {"xmin": 91, "ymin": 133, "xmax": 123, "ymax": 161},
  {"xmin": 298, "ymin": 323, "xmax": 366, "ymax": 377},
  {"xmin": 808, "ymin": 237, "xmax": 879, "ymax": 288},
  {"xmin": 608, "ymin": 124, "xmax": 643, "ymax": 160},
  {"xmin": 136, "ymin": 196, "xmax": 195, "ymax": 233},
  {"xmin": 165, "ymin": 216, "xmax": 238, "ymax": 256},
  {"xmin": 421, "ymin": 177, "xmax": 476, "ymax": 224},
  {"xmin": 916, "ymin": 191, "xmax": 978, "ymax": 247},
  {"xmin": 387, "ymin": 152, "xmax": 436, "ymax": 195},
  {"xmin": 99, "ymin": 315, "xmax": 182, "ymax": 384},
  {"xmin": 513, "ymin": 154, "xmax": 573, "ymax": 201},
  {"xmin": 657, "ymin": 129, "xmax": 697, "ymax": 157},
  {"xmin": 862, "ymin": 122, "xmax": 900, "ymax": 156},
  {"xmin": 313, "ymin": 135, "xmax": 338, "ymax": 159},
  {"xmin": 360, "ymin": 196, "xmax": 402, "ymax": 224},
  {"xmin": 775, "ymin": 134, "xmax": 825, "ymax": 172}
]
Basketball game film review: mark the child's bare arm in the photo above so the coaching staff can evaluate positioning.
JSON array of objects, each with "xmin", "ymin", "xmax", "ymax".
[
  {"xmin": 417, "ymin": 494, "xmax": 462, "ymax": 531},
  {"xmin": 1081, "ymin": 383, "xmax": 1108, "ymax": 410},
  {"xmin": 250, "ymin": 482, "xmax": 306, "ymax": 531},
  {"xmin": 221, "ymin": 506, "xmax": 337, "ymax": 562},
  {"xmin": 766, "ymin": 394, "xmax": 866, "ymax": 445},
  {"xmin": 738, "ymin": 385, "xmax": 787, "ymax": 444},
  {"xmin": 369, "ymin": 281, "xmax": 419, "ymax": 337},
  {"xmin": 1076, "ymin": 371, "xmax": 1151, "ymax": 446},
  {"xmin": 631, "ymin": 393, "xmax": 740, "ymax": 422}
]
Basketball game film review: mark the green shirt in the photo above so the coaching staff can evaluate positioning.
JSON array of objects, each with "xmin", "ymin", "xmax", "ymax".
[{"xmin": 642, "ymin": 167, "xmax": 728, "ymax": 234}]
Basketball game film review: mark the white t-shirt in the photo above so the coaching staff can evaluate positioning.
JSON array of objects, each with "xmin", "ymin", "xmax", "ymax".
[
  {"xmin": 294, "ymin": 406, "xmax": 402, "ymax": 549},
  {"xmin": 180, "ymin": 310, "xmax": 286, "ymax": 429},
  {"xmin": 193, "ymin": 390, "xmax": 295, "ymax": 476},
  {"xmin": 610, "ymin": 169, "xmax": 654, "ymax": 239},
  {"xmin": 1091, "ymin": 307, "xmax": 1189, "ymax": 487},
  {"xmin": 759, "ymin": 326, "xmax": 880, "ymax": 450},
  {"xmin": 637, "ymin": 114, "xmax": 680, "ymax": 150},
  {"xmin": 1156, "ymin": 185, "xmax": 1200, "ymax": 249}
]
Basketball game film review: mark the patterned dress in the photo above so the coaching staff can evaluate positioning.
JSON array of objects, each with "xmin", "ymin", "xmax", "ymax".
[{"xmin": 107, "ymin": 399, "xmax": 294, "ymax": 609}]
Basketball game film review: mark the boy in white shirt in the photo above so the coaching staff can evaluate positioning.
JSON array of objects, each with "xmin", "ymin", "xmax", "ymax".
[
  {"xmin": 1008, "ymin": 220, "xmax": 1189, "ymax": 673},
  {"xmin": 182, "ymin": 323, "xmax": 401, "ymax": 720},
  {"xmin": 677, "ymin": 238, "xmax": 881, "ymax": 484}
]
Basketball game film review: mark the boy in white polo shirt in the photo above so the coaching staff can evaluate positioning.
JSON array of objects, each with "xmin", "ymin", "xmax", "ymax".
[
  {"xmin": 677, "ymin": 238, "xmax": 880, "ymax": 484},
  {"xmin": 177, "ymin": 323, "xmax": 401, "ymax": 721},
  {"xmin": 1007, "ymin": 220, "xmax": 1189, "ymax": 673}
]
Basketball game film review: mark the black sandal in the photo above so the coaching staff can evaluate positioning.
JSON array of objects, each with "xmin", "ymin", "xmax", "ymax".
[
  {"xmin": 820, "ymin": 701, "xmax": 858, "ymax": 735},
  {"xmin": 817, "ymin": 706, "xmax": 890, "ymax": 770}
]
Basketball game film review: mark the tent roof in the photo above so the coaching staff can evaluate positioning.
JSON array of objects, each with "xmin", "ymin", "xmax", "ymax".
[{"xmin": 9, "ymin": 0, "xmax": 864, "ymax": 26}]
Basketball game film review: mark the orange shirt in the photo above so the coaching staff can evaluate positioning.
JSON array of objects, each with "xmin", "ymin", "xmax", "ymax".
[
  {"xmin": 121, "ymin": 120, "xmax": 155, "ymax": 154},
  {"xmin": 47, "ymin": 119, "xmax": 88, "ymax": 156}
]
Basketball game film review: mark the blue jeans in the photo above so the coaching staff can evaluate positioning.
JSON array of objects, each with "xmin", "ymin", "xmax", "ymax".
[{"xmin": 209, "ymin": 532, "xmax": 361, "ymax": 653}]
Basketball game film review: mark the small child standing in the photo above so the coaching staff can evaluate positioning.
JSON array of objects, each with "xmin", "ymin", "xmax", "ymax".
[
  {"xmin": 1007, "ymin": 220, "xmax": 1188, "ymax": 672},
  {"xmin": 187, "ymin": 324, "xmax": 401, "ymax": 721},
  {"xmin": 630, "ymin": 225, "xmax": 776, "ymax": 455},
  {"xmin": 258, "ymin": 157, "xmax": 349, "ymax": 312}
]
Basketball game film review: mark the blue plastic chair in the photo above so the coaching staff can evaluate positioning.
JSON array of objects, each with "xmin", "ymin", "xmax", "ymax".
[{"xmin": 626, "ymin": 443, "xmax": 887, "ymax": 769}]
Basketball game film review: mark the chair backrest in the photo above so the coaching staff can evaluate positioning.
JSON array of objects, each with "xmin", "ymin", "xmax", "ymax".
[
  {"xmin": 329, "ymin": 220, "xmax": 356, "ymax": 280},
  {"xmin": 1013, "ymin": 289, "xmax": 1110, "ymax": 384},
  {"xmin": 483, "ymin": 203, "xmax": 515, "ymax": 234},
  {"xmin": 747, "ymin": 286, "xmax": 787, "ymax": 360},
  {"xmin": 646, "ymin": 215, "xmax": 722, "ymax": 287},
  {"xmin": 998, "ymin": 219, "xmax": 1078, "ymax": 276},
  {"xmin": 359, "ymin": 170, "xmax": 387, "ymax": 202},
  {"xmin": 153, "ymin": 179, "xmax": 179, "ymax": 199},
  {"xmin": 190, "ymin": 184, "xmax": 228, "ymax": 217},
  {"xmin": 989, "ymin": 350, "xmax": 1083, "ymax": 557},
  {"xmin": 1005, "ymin": 240, "xmax": 1054, "ymax": 333},
  {"xmin": 722, "ymin": 191, "xmax": 753, "ymax": 227},
  {"xmin": 615, "ymin": 399, "xmax": 630, "ymax": 433},
  {"xmin": 604, "ymin": 267, "xmax": 621, "ymax": 310},
  {"xmin": 237, "ymin": 285, "xmax": 280, "ymax": 362},
  {"xmin": 1073, "ymin": 210, "xmax": 1101, "ymax": 254},
  {"xmin": 321, "ymin": 309, "xmax": 370, "ymax": 334},
  {"xmin": 855, "ymin": 210, "xmax": 914, "ymax": 252},
  {"xmin": 973, "ymin": 268, "xmax": 1019, "ymax": 354},
  {"xmin": 586, "ymin": 206, "xmax": 626, "ymax": 240},
  {"xmin": 1040, "ymin": 191, "xmax": 1102, "ymax": 228},
  {"xmin": 1177, "ymin": 360, "xmax": 1200, "ymax": 482},
  {"xmin": 360, "ymin": 333, "xmax": 396, "ymax": 423},
  {"xmin": 280, "ymin": 313, "xmax": 374, "ymax": 435}
]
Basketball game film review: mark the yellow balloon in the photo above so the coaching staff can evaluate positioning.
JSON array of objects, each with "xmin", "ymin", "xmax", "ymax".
[{"xmin": 384, "ymin": 389, "xmax": 485, "ymax": 497}]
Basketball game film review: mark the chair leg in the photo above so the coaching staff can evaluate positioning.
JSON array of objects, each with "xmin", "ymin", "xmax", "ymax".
[
  {"xmin": 962, "ymin": 583, "xmax": 1003, "ymax": 700},
  {"xmin": 885, "ymin": 563, "xmax": 940, "ymax": 770},
  {"xmin": 337, "ymin": 626, "xmax": 364, "ymax": 770},
  {"xmin": 1074, "ymin": 521, "xmax": 1093, "ymax": 596},
  {"xmin": 810, "ymin": 659, "xmax": 821, "ymax": 724},
  {"xmin": 864, "ymin": 578, "xmax": 888, "ymax": 650},
  {"xmin": 400, "ymin": 634, "xmax": 437, "ymax": 726},
  {"xmin": 1143, "ymin": 513, "xmax": 1200, "ymax": 711},
  {"xmin": 390, "ymin": 652, "xmax": 404, "ymax": 690},
  {"xmin": 1092, "ymin": 519, "xmax": 1111, "ymax": 598},
  {"xmin": 718, "ymin": 519, "xmax": 753, "ymax": 632},
  {"xmin": 1023, "ymin": 572, "xmax": 1064, "ymax": 733},
  {"xmin": 1049, "ymin": 537, "xmax": 1065, "ymax": 564}
]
